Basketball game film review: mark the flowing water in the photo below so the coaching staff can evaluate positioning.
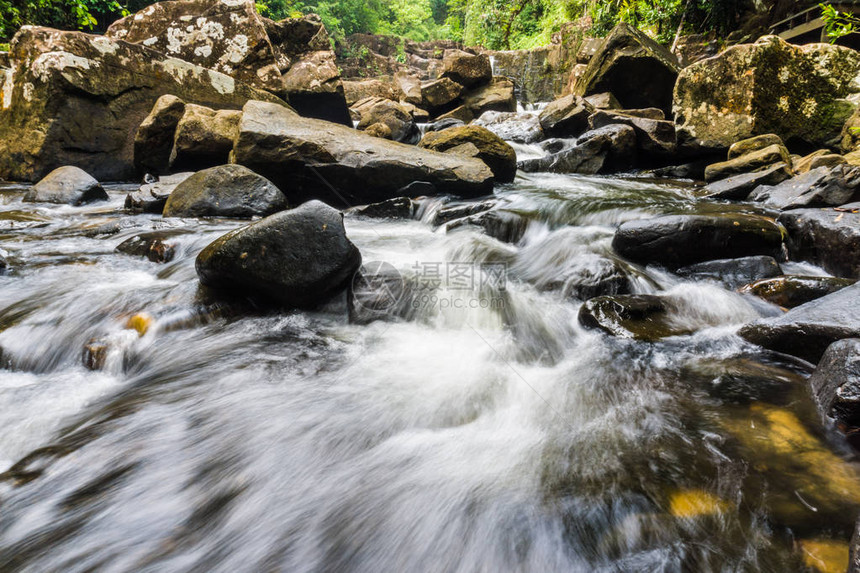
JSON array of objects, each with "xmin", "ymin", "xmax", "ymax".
[{"xmin": 0, "ymin": 168, "xmax": 856, "ymax": 572}]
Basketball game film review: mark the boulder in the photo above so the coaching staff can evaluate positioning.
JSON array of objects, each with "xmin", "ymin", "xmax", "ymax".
[
  {"xmin": 740, "ymin": 275, "xmax": 856, "ymax": 308},
  {"xmin": 793, "ymin": 149, "xmax": 845, "ymax": 175},
  {"xmin": 418, "ymin": 126, "xmax": 517, "ymax": 183},
  {"xmin": 574, "ymin": 22, "xmax": 680, "ymax": 114},
  {"xmin": 196, "ymin": 200, "xmax": 361, "ymax": 308},
  {"xmin": 134, "ymin": 95, "xmax": 185, "ymax": 175},
  {"xmin": 108, "ymin": 3, "xmax": 351, "ymax": 125},
  {"xmin": 584, "ymin": 92, "xmax": 621, "ymax": 110},
  {"xmin": 749, "ymin": 164, "xmax": 860, "ymax": 210},
  {"xmin": 446, "ymin": 209, "xmax": 529, "ymax": 244},
  {"xmin": 430, "ymin": 199, "xmax": 497, "ymax": 226},
  {"xmin": 539, "ymin": 254, "xmax": 634, "ymax": 300},
  {"xmin": 808, "ymin": 339, "xmax": 860, "ymax": 428},
  {"xmin": 347, "ymin": 197, "xmax": 416, "ymax": 219},
  {"xmin": 0, "ymin": 27, "xmax": 283, "ymax": 182},
  {"xmin": 842, "ymin": 107, "xmax": 860, "ymax": 152},
  {"xmin": 440, "ymin": 50, "xmax": 492, "ymax": 88},
  {"xmin": 727, "ymin": 134, "xmax": 784, "ymax": 160},
  {"xmin": 232, "ymin": 100, "xmax": 494, "ymax": 205},
  {"xmin": 23, "ymin": 166, "xmax": 108, "ymax": 205},
  {"xmin": 704, "ymin": 144, "xmax": 792, "ymax": 183},
  {"xmin": 578, "ymin": 294, "xmax": 687, "ymax": 340},
  {"xmin": 519, "ymin": 124, "xmax": 636, "ymax": 174},
  {"xmin": 674, "ymin": 35, "xmax": 860, "ymax": 150},
  {"xmin": 588, "ymin": 110, "xmax": 676, "ymax": 157},
  {"xmin": 739, "ymin": 282, "xmax": 860, "ymax": 363},
  {"xmin": 355, "ymin": 99, "xmax": 420, "ymax": 144},
  {"xmin": 676, "ymin": 255, "xmax": 783, "ymax": 289},
  {"xmin": 364, "ymin": 123, "xmax": 392, "ymax": 139},
  {"xmin": 395, "ymin": 72, "xmax": 422, "ymax": 106},
  {"xmin": 169, "ymin": 104, "xmax": 242, "ymax": 171},
  {"xmin": 539, "ymin": 95, "xmax": 594, "ymax": 138},
  {"xmin": 704, "ymin": 163, "xmax": 792, "ymax": 200},
  {"xmin": 426, "ymin": 118, "xmax": 466, "ymax": 133},
  {"xmin": 163, "ymin": 164, "xmax": 286, "ymax": 218},
  {"xmin": 420, "ymin": 77, "xmax": 464, "ymax": 113},
  {"xmin": 462, "ymin": 77, "xmax": 516, "ymax": 117},
  {"xmin": 343, "ymin": 79, "xmax": 401, "ymax": 106},
  {"xmin": 435, "ymin": 105, "xmax": 473, "ymax": 124},
  {"xmin": 115, "ymin": 231, "xmax": 177, "ymax": 263},
  {"xmin": 125, "ymin": 172, "xmax": 193, "ymax": 213},
  {"xmin": 473, "ymin": 111, "xmax": 543, "ymax": 143},
  {"xmin": 612, "ymin": 214, "xmax": 784, "ymax": 269},
  {"xmin": 777, "ymin": 207, "xmax": 860, "ymax": 278}
]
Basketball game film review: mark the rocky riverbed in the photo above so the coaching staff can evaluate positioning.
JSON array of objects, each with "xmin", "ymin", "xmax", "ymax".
[{"xmin": 3, "ymin": 0, "xmax": 860, "ymax": 571}]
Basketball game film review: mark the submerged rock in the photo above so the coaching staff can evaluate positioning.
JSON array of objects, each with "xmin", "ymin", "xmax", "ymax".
[
  {"xmin": 418, "ymin": 126, "xmax": 517, "ymax": 183},
  {"xmin": 196, "ymin": 200, "xmax": 361, "ymax": 308},
  {"xmin": 677, "ymin": 255, "xmax": 782, "ymax": 290},
  {"xmin": 115, "ymin": 231, "xmax": 178, "ymax": 263},
  {"xmin": 777, "ymin": 207, "xmax": 860, "ymax": 278},
  {"xmin": 740, "ymin": 275, "xmax": 857, "ymax": 309},
  {"xmin": 574, "ymin": 22, "xmax": 680, "ymax": 114},
  {"xmin": 674, "ymin": 35, "xmax": 860, "ymax": 150},
  {"xmin": 809, "ymin": 339, "xmax": 860, "ymax": 428},
  {"xmin": 446, "ymin": 209, "xmax": 529, "ymax": 244},
  {"xmin": 680, "ymin": 355, "xmax": 805, "ymax": 404},
  {"xmin": 739, "ymin": 282, "xmax": 860, "ymax": 362},
  {"xmin": 232, "ymin": 100, "xmax": 493, "ymax": 205},
  {"xmin": 24, "ymin": 166, "xmax": 108, "ymax": 205},
  {"xmin": 578, "ymin": 294, "xmax": 687, "ymax": 340},
  {"xmin": 163, "ymin": 164, "xmax": 286, "ymax": 218},
  {"xmin": 0, "ymin": 27, "xmax": 283, "ymax": 182},
  {"xmin": 612, "ymin": 214, "xmax": 784, "ymax": 269}
]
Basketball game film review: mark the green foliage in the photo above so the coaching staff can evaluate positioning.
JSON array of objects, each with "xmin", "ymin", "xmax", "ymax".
[{"xmin": 821, "ymin": 2, "xmax": 860, "ymax": 41}]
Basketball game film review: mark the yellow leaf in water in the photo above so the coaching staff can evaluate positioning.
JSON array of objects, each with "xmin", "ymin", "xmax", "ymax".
[
  {"xmin": 668, "ymin": 489, "xmax": 728, "ymax": 518},
  {"xmin": 799, "ymin": 539, "xmax": 849, "ymax": 573},
  {"xmin": 125, "ymin": 313, "xmax": 153, "ymax": 337}
]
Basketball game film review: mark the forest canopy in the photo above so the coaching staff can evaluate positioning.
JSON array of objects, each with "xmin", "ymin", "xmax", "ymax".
[{"xmin": 0, "ymin": 0, "xmax": 789, "ymax": 48}]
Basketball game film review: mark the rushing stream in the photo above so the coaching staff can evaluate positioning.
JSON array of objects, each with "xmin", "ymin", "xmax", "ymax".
[{"xmin": 0, "ymin": 166, "xmax": 856, "ymax": 571}]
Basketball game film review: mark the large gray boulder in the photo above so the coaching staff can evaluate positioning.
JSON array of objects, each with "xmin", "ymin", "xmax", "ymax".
[
  {"xmin": 473, "ymin": 111, "xmax": 544, "ymax": 143},
  {"xmin": 574, "ymin": 22, "xmax": 680, "ymax": 115},
  {"xmin": 538, "ymin": 95, "xmax": 594, "ymax": 138},
  {"xmin": 739, "ymin": 282, "xmax": 860, "ymax": 363},
  {"xmin": 355, "ymin": 99, "xmax": 419, "ymax": 144},
  {"xmin": 195, "ymin": 200, "xmax": 361, "ymax": 308},
  {"xmin": 777, "ymin": 207, "xmax": 860, "ymax": 278},
  {"xmin": 440, "ymin": 50, "xmax": 491, "ymax": 88},
  {"xmin": 232, "ymin": 100, "xmax": 494, "ymax": 205},
  {"xmin": 163, "ymin": 164, "xmax": 286, "ymax": 218},
  {"xmin": 23, "ymin": 166, "xmax": 108, "ymax": 205},
  {"xmin": 749, "ymin": 164, "xmax": 860, "ymax": 210},
  {"xmin": 418, "ymin": 126, "xmax": 517, "ymax": 183},
  {"xmin": 0, "ymin": 27, "xmax": 284, "ymax": 182},
  {"xmin": 809, "ymin": 339, "xmax": 860, "ymax": 428},
  {"xmin": 169, "ymin": 104, "xmax": 242, "ymax": 171},
  {"xmin": 518, "ymin": 124, "xmax": 636, "ymax": 175},
  {"xmin": 588, "ymin": 109, "xmax": 676, "ymax": 158},
  {"xmin": 612, "ymin": 214, "xmax": 784, "ymax": 269},
  {"xmin": 674, "ymin": 35, "xmax": 860, "ymax": 150}
]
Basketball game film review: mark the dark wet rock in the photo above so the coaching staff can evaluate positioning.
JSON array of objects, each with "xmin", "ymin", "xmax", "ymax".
[
  {"xmin": 472, "ymin": 111, "xmax": 544, "ymax": 144},
  {"xmin": 347, "ymin": 197, "xmax": 416, "ymax": 219},
  {"xmin": 674, "ymin": 35, "xmax": 860, "ymax": 150},
  {"xmin": 163, "ymin": 164, "xmax": 286, "ymax": 218},
  {"xmin": 809, "ymin": 339, "xmax": 860, "ymax": 428},
  {"xmin": 574, "ymin": 22, "xmax": 680, "ymax": 114},
  {"xmin": 704, "ymin": 144, "xmax": 792, "ymax": 183},
  {"xmin": 538, "ymin": 95, "xmax": 594, "ymax": 138},
  {"xmin": 356, "ymin": 99, "xmax": 420, "ymax": 144},
  {"xmin": 115, "ymin": 232, "xmax": 177, "ymax": 263},
  {"xmin": 169, "ymin": 105, "xmax": 242, "ymax": 172},
  {"xmin": 0, "ymin": 27, "xmax": 284, "ymax": 182},
  {"xmin": 680, "ymin": 355, "xmax": 806, "ymax": 405},
  {"xmin": 539, "ymin": 138, "xmax": 576, "ymax": 155},
  {"xmin": 749, "ymin": 164, "xmax": 860, "ymax": 210},
  {"xmin": 519, "ymin": 125, "xmax": 636, "ymax": 174},
  {"xmin": 677, "ymin": 255, "xmax": 783, "ymax": 289},
  {"xmin": 446, "ymin": 209, "xmax": 529, "ymax": 244},
  {"xmin": 348, "ymin": 261, "xmax": 416, "ymax": 325},
  {"xmin": 777, "ymin": 208, "xmax": 860, "ymax": 278},
  {"xmin": 703, "ymin": 163, "xmax": 792, "ymax": 200},
  {"xmin": 588, "ymin": 110, "xmax": 676, "ymax": 158},
  {"xmin": 196, "ymin": 200, "xmax": 361, "ymax": 308},
  {"xmin": 426, "ymin": 118, "xmax": 466, "ymax": 133},
  {"xmin": 739, "ymin": 281, "xmax": 860, "ymax": 363},
  {"xmin": 548, "ymin": 255, "xmax": 633, "ymax": 300},
  {"xmin": 420, "ymin": 77, "xmax": 464, "ymax": 113},
  {"xmin": 578, "ymin": 294, "xmax": 686, "ymax": 340},
  {"xmin": 134, "ymin": 95, "xmax": 186, "ymax": 175},
  {"xmin": 612, "ymin": 214, "xmax": 784, "ymax": 269},
  {"xmin": 23, "ymin": 166, "xmax": 108, "ymax": 205},
  {"xmin": 462, "ymin": 76, "xmax": 516, "ymax": 118},
  {"xmin": 740, "ymin": 275, "xmax": 856, "ymax": 308},
  {"xmin": 430, "ymin": 200, "xmax": 497, "ymax": 226},
  {"xmin": 727, "ymin": 134, "xmax": 785, "ymax": 160},
  {"xmin": 125, "ymin": 172, "xmax": 193, "ymax": 213},
  {"xmin": 233, "ymin": 100, "xmax": 493, "ymax": 205},
  {"xmin": 418, "ymin": 126, "xmax": 517, "ymax": 183},
  {"xmin": 82, "ymin": 338, "xmax": 109, "ymax": 371},
  {"xmin": 649, "ymin": 160, "xmax": 712, "ymax": 180},
  {"xmin": 440, "ymin": 50, "xmax": 492, "ymax": 88}
]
